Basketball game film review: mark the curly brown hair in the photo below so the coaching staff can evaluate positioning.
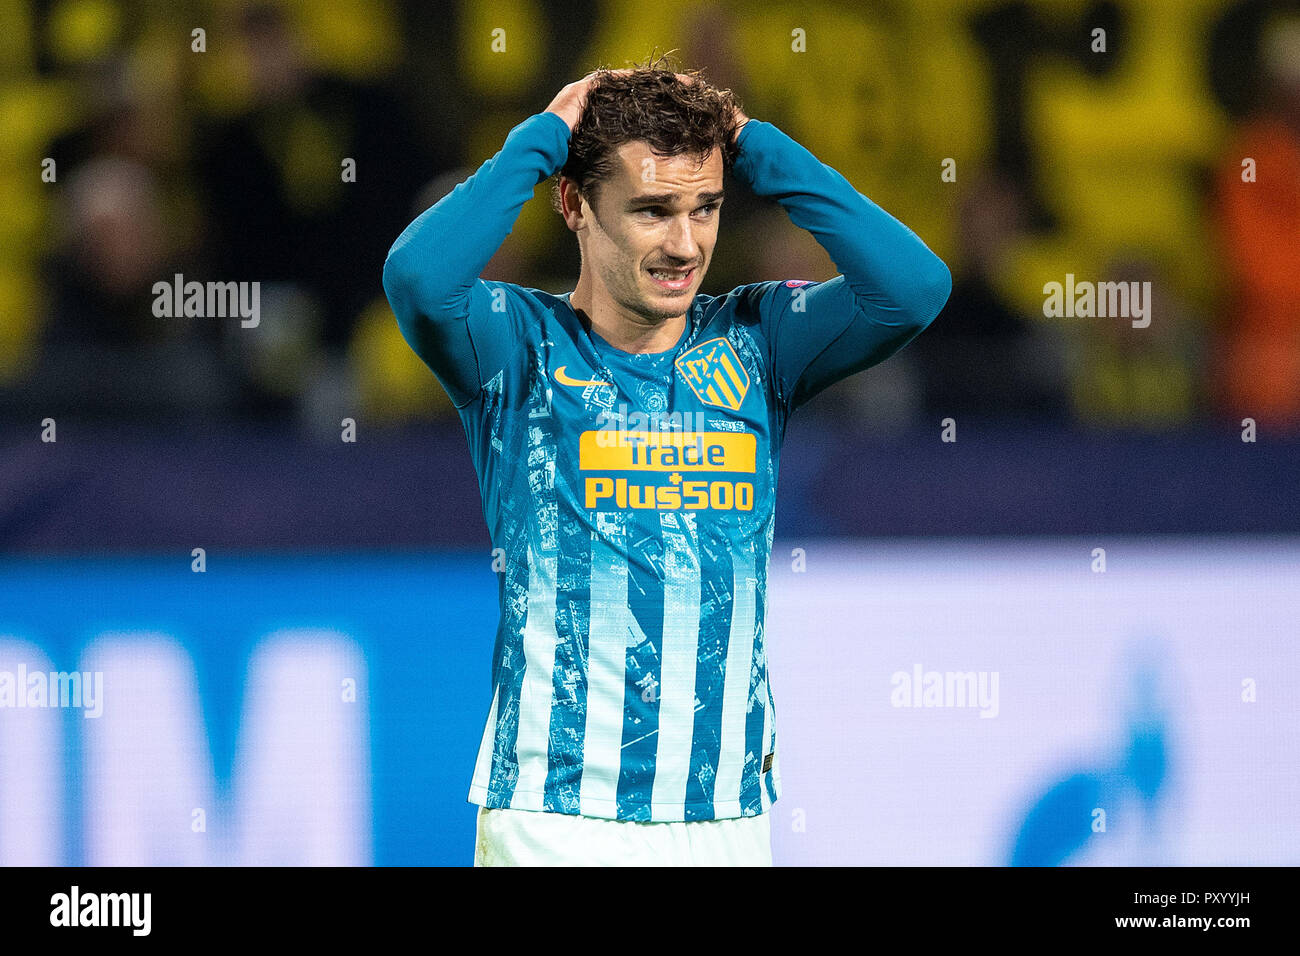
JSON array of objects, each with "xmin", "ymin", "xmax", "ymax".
[{"xmin": 549, "ymin": 54, "xmax": 743, "ymax": 217}]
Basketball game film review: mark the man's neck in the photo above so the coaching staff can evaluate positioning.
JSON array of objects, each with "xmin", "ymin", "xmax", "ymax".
[{"xmin": 569, "ymin": 276, "xmax": 686, "ymax": 354}]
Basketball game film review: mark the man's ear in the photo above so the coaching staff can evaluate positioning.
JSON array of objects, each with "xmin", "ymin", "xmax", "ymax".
[{"xmin": 558, "ymin": 176, "xmax": 588, "ymax": 231}]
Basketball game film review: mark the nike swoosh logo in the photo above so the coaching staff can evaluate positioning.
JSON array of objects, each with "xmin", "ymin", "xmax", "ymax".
[{"xmin": 554, "ymin": 365, "xmax": 611, "ymax": 388}]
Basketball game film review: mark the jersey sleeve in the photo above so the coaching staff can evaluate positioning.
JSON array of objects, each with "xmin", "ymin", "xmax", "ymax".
[
  {"xmin": 751, "ymin": 275, "xmax": 939, "ymax": 412},
  {"xmin": 731, "ymin": 120, "xmax": 952, "ymax": 415},
  {"xmin": 382, "ymin": 110, "xmax": 571, "ymax": 407}
]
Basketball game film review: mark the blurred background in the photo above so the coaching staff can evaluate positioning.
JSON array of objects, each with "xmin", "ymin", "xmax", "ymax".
[{"xmin": 0, "ymin": 0, "xmax": 1297, "ymax": 865}]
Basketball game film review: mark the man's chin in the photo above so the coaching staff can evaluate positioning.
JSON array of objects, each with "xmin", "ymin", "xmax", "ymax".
[
  {"xmin": 640, "ymin": 273, "xmax": 700, "ymax": 308},
  {"xmin": 635, "ymin": 293, "xmax": 693, "ymax": 321}
]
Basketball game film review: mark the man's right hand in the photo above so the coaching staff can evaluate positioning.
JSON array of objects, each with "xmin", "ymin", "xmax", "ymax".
[{"xmin": 545, "ymin": 70, "xmax": 632, "ymax": 133}]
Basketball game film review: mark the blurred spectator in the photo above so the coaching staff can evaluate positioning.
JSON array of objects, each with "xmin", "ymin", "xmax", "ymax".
[
  {"xmin": 47, "ymin": 47, "xmax": 186, "ymax": 174},
  {"xmin": 30, "ymin": 156, "xmax": 232, "ymax": 419},
  {"xmin": 194, "ymin": 2, "xmax": 433, "ymax": 356},
  {"xmin": 911, "ymin": 173, "xmax": 1071, "ymax": 422},
  {"xmin": 1067, "ymin": 255, "xmax": 1206, "ymax": 429},
  {"xmin": 47, "ymin": 158, "xmax": 174, "ymax": 344},
  {"xmin": 1212, "ymin": 13, "xmax": 1300, "ymax": 426}
]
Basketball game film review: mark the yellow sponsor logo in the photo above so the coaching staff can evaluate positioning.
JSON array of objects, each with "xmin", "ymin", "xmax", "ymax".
[
  {"xmin": 579, "ymin": 430, "xmax": 756, "ymax": 511},
  {"xmin": 584, "ymin": 477, "xmax": 754, "ymax": 511},
  {"xmin": 675, "ymin": 337, "xmax": 750, "ymax": 411},
  {"xmin": 579, "ymin": 431, "xmax": 755, "ymax": 472}
]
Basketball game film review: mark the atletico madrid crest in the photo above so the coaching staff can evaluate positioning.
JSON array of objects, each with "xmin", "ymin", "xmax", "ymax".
[{"xmin": 675, "ymin": 337, "xmax": 750, "ymax": 411}]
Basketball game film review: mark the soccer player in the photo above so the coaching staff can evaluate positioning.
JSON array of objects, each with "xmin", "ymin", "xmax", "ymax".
[{"xmin": 382, "ymin": 63, "xmax": 951, "ymax": 866}]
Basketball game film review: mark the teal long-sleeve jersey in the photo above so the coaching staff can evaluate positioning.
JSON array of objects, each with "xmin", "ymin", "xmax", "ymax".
[{"xmin": 382, "ymin": 110, "xmax": 951, "ymax": 822}]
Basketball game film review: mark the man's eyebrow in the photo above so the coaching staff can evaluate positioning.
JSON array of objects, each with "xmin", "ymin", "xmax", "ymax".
[{"xmin": 626, "ymin": 190, "xmax": 726, "ymax": 206}]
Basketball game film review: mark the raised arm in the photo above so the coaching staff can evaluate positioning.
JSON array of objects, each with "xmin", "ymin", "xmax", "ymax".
[
  {"xmin": 731, "ymin": 118, "xmax": 952, "ymax": 412},
  {"xmin": 382, "ymin": 75, "xmax": 624, "ymax": 407}
]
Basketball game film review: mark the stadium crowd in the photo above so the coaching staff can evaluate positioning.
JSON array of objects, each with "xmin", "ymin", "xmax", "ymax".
[{"xmin": 2, "ymin": 0, "xmax": 1297, "ymax": 433}]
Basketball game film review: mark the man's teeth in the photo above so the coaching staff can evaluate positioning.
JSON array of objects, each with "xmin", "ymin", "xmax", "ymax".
[{"xmin": 650, "ymin": 269, "xmax": 689, "ymax": 279}]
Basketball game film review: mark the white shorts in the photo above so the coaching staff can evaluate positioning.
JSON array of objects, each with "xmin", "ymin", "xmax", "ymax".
[{"xmin": 473, "ymin": 805, "xmax": 772, "ymax": 866}]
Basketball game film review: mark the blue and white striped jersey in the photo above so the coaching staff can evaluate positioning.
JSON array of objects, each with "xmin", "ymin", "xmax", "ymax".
[{"xmin": 383, "ymin": 110, "xmax": 950, "ymax": 821}]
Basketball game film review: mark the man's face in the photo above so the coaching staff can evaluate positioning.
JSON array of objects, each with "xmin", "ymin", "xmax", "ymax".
[{"xmin": 565, "ymin": 141, "xmax": 724, "ymax": 322}]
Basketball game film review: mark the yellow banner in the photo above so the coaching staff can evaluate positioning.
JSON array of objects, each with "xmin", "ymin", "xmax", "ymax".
[{"xmin": 579, "ymin": 431, "xmax": 756, "ymax": 473}]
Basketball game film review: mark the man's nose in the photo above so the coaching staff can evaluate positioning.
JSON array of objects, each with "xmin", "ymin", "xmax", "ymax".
[{"xmin": 661, "ymin": 215, "xmax": 699, "ymax": 262}]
